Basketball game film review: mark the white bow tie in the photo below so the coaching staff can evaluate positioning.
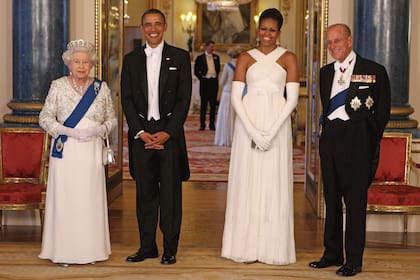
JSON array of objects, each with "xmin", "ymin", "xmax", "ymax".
[
  {"xmin": 335, "ymin": 62, "xmax": 346, "ymax": 72},
  {"xmin": 335, "ymin": 56, "xmax": 354, "ymax": 72},
  {"xmin": 145, "ymin": 47, "xmax": 158, "ymax": 57}
]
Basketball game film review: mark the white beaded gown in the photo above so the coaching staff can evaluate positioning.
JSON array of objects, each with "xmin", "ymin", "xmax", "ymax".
[
  {"xmin": 38, "ymin": 77, "xmax": 116, "ymax": 264},
  {"xmin": 221, "ymin": 47, "xmax": 296, "ymax": 265},
  {"xmin": 214, "ymin": 60, "xmax": 236, "ymax": 146}
]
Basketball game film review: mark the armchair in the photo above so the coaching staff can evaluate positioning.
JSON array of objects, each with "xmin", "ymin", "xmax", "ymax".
[
  {"xmin": 0, "ymin": 127, "xmax": 49, "ymax": 228},
  {"xmin": 367, "ymin": 132, "xmax": 420, "ymax": 247}
]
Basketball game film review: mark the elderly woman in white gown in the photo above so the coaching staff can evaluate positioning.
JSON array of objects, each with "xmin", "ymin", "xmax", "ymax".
[{"xmin": 38, "ymin": 39, "xmax": 117, "ymax": 266}]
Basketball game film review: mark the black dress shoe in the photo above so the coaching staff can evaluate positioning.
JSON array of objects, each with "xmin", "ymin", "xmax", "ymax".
[
  {"xmin": 336, "ymin": 264, "xmax": 362, "ymax": 276},
  {"xmin": 126, "ymin": 251, "xmax": 158, "ymax": 262},
  {"xmin": 199, "ymin": 127, "xmax": 205, "ymax": 131},
  {"xmin": 309, "ymin": 257, "xmax": 343, "ymax": 268},
  {"xmin": 209, "ymin": 125, "xmax": 215, "ymax": 131},
  {"xmin": 161, "ymin": 254, "xmax": 176, "ymax": 265}
]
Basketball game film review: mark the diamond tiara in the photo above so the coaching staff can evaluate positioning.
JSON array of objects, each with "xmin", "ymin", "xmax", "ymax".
[{"xmin": 66, "ymin": 39, "xmax": 94, "ymax": 51}]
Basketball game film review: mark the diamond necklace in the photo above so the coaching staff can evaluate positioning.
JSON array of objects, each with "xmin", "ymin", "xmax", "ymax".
[{"xmin": 71, "ymin": 77, "xmax": 89, "ymax": 94}]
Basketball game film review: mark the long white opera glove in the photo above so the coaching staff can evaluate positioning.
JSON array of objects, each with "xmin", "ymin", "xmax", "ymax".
[
  {"xmin": 231, "ymin": 81, "xmax": 270, "ymax": 151},
  {"xmin": 264, "ymin": 82, "xmax": 299, "ymax": 143}
]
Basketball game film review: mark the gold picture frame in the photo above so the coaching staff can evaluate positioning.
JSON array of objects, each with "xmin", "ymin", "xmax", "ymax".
[
  {"xmin": 95, "ymin": 0, "xmax": 124, "ymax": 203},
  {"xmin": 304, "ymin": 0, "xmax": 329, "ymax": 217},
  {"xmin": 194, "ymin": 1, "xmax": 257, "ymax": 52}
]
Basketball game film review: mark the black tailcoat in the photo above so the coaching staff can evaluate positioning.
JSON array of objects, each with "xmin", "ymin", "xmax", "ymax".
[
  {"xmin": 121, "ymin": 42, "xmax": 192, "ymax": 255},
  {"xmin": 319, "ymin": 54, "xmax": 390, "ymax": 267}
]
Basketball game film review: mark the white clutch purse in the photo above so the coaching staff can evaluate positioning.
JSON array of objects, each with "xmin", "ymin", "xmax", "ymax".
[{"xmin": 102, "ymin": 136, "xmax": 115, "ymax": 165}]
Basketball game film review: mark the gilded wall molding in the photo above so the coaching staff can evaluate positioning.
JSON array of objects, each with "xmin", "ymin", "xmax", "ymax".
[
  {"xmin": 161, "ymin": 0, "xmax": 172, "ymax": 19},
  {"xmin": 281, "ymin": 0, "xmax": 292, "ymax": 23},
  {"xmin": 391, "ymin": 106, "xmax": 415, "ymax": 116},
  {"xmin": 7, "ymin": 102, "xmax": 44, "ymax": 111},
  {"xmin": 386, "ymin": 120, "xmax": 419, "ymax": 129},
  {"xmin": 3, "ymin": 115, "xmax": 39, "ymax": 124}
]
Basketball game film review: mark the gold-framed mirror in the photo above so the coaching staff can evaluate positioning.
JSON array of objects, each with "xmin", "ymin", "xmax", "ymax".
[
  {"xmin": 95, "ymin": 0, "xmax": 124, "ymax": 203},
  {"xmin": 304, "ymin": 0, "xmax": 329, "ymax": 217}
]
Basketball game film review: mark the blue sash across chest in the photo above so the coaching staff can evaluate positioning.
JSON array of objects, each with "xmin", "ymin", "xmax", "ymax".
[
  {"xmin": 51, "ymin": 79, "xmax": 102, "ymax": 158},
  {"xmin": 319, "ymin": 88, "xmax": 349, "ymax": 126}
]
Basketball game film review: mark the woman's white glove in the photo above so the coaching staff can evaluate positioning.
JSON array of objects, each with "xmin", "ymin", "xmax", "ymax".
[
  {"xmin": 57, "ymin": 124, "xmax": 106, "ymax": 141},
  {"xmin": 57, "ymin": 124, "xmax": 87, "ymax": 140},
  {"xmin": 231, "ymin": 81, "xmax": 270, "ymax": 151},
  {"xmin": 87, "ymin": 124, "xmax": 107, "ymax": 138},
  {"xmin": 264, "ymin": 82, "xmax": 299, "ymax": 143}
]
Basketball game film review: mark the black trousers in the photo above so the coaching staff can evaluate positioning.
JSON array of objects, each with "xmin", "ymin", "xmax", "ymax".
[
  {"xmin": 199, "ymin": 77, "xmax": 218, "ymax": 128},
  {"xmin": 131, "ymin": 118, "xmax": 182, "ymax": 256},
  {"xmin": 319, "ymin": 119, "xmax": 372, "ymax": 267}
]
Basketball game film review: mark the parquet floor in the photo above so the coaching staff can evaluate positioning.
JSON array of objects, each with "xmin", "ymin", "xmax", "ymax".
[
  {"xmin": 1, "ymin": 180, "xmax": 420, "ymax": 279},
  {"xmin": 2, "ymin": 180, "xmax": 420, "ymax": 248}
]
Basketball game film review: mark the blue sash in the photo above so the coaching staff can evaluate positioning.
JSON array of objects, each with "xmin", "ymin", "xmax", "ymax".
[
  {"xmin": 319, "ymin": 88, "xmax": 349, "ymax": 126},
  {"xmin": 51, "ymin": 79, "xmax": 102, "ymax": 158},
  {"xmin": 226, "ymin": 62, "xmax": 248, "ymax": 96},
  {"xmin": 242, "ymin": 84, "xmax": 248, "ymax": 97},
  {"xmin": 227, "ymin": 62, "xmax": 235, "ymax": 71}
]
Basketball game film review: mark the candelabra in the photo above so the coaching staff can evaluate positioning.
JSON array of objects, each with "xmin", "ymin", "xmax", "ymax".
[{"xmin": 180, "ymin": 11, "xmax": 196, "ymax": 53}]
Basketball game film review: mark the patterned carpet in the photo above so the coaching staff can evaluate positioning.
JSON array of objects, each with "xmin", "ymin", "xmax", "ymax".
[{"xmin": 123, "ymin": 115, "xmax": 305, "ymax": 182}]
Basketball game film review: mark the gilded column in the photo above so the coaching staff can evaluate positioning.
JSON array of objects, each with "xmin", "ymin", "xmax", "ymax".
[
  {"xmin": 5, "ymin": 0, "xmax": 68, "ymax": 124},
  {"xmin": 353, "ymin": 0, "xmax": 417, "ymax": 129}
]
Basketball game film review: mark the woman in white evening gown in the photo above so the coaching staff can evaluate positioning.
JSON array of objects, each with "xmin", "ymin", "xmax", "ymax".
[
  {"xmin": 214, "ymin": 47, "xmax": 242, "ymax": 146},
  {"xmin": 221, "ymin": 8, "xmax": 300, "ymax": 265},
  {"xmin": 39, "ymin": 39, "xmax": 117, "ymax": 266}
]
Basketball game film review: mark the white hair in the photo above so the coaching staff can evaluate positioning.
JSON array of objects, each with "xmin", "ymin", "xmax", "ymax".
[{"xmin": 62, "ymin": 39, "xmax": 97, "ymax": 67}]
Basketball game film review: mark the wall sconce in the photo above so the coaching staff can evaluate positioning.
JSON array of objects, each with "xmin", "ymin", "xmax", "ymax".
[
  {"xmin": 254, "ymin": 12, "xmax": 261, "ymax": 46},
  {"xmin": 123, "ymin": 0, "xmax": 130, "ymax": 23},
  {"xmin": 180, "ymin": 11, "xmax": 196, "ymax": 52}
]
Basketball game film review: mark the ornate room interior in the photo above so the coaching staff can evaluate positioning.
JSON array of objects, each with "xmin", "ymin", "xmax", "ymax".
[{"xmin": 0, "ymin": 0, "xmax": 420, "ymax": 278}]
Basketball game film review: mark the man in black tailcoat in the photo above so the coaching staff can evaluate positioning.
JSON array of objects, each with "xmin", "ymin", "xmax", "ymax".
[
  {"xmin": 309, "ymin": 23, "xmax": 390, "ymax": 277},
  {"xmin": 121, "ymin": 8, "xmax": 191, "ymax": 265},
  {"xmin": 194, "ymin": 40, "xmax": 220, "ymax": 130}
]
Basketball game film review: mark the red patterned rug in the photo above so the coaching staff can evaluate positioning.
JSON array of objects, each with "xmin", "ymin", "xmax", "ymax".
[{"xmin": 123, "ymin": 115, "xmax": 305, "ymax": 182}]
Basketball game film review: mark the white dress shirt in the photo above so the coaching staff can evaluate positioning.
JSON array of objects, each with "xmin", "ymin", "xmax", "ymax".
[
  {"xmin": 145, "ymin": 41, "xmax": 164, "ymax": 121},
  {"xmin": 205, "ymin": 51, "xmax": 217, "ymax": 78},
  {"xmin": 328, "ymin": 50, "xmax": 356, "ymax": 121}
]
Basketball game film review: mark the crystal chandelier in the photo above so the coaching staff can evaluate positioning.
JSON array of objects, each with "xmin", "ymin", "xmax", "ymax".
[{"xmin": 196, "ymin": 0, "xmax": 252, "ymax": 11}]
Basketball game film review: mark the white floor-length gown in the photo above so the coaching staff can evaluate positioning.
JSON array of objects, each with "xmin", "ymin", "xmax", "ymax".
[
  {"xmin": 39, "ymin": 77, "xmax": 115, "ymax": 264},
  {"xmin": 221, "ymin": 47, "xmax": 296, "ymax": 265}
]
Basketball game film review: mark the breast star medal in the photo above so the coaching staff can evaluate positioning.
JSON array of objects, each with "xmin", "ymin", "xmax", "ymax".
[
  {"xmin": 365, "ymin": 96, "xmax": 374, "ymax": 109},
  {"xmin": 350, "ymin": 96, "xmax": 362, "ymax": 111}
]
